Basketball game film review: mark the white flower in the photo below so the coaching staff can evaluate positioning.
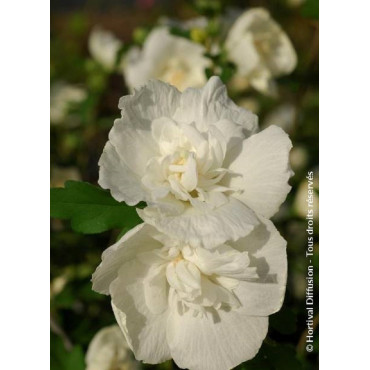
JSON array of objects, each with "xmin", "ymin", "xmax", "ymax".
[
  {"xmin": 88, "ymin": 27, "xmax": 123, "ymax": 71},
  {"xmin": 99, "ymin": 77, "xmax": 292, "ymax": 247},
  {"xmin": 236, "ymin": 97, "xmax": 260, "ymax": 114},
  {"xmin": 290, "ymin": 145, "xmax": 309, "ymax": 172},
  {"xmin": 123, "ymin": 28, "xmax": 209, "ymax": 92},
  {"xmin": 92, "ymin": 219, "xmax": 287, "ymax": 370},
  {"xmin": 225, "ymin": 8, "xmax": 297, "ymax": 95},
  {"xmin": 262, "ymin": 103, "xmax": 297, "ymax": 134},
  {"xmin": 86, "ymin": 325, "xmax": 140, "ymax": 370},
  {"xmin": 50, "ymin": 82, "xmax": 86, "ymax": 125}
]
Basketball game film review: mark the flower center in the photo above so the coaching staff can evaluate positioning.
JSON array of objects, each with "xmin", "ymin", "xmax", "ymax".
[
  {"xmin": 142, "ymin": 118, "xmax": 242, "ymax": 208},
  {"xmin": 139, "ymin": 243, "xmax": 258, "ymax": 315}
]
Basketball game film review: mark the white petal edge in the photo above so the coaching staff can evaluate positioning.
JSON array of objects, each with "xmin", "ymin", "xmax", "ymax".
[
  {"xmin": 138, "ymin": 197, "xmax": 259, "ymax": 248},
  {"xmin": 227, "ymin": 125, "xmax": 293, "ymax": 218},
  {"xmin": 231, "ymin": 216, "xmax": 287, "ymax": 316},
  {"xmin": 92, "ymin": 224, "xmax": 162, "ymax": 295},
  {"xmin": 173, "ymin": 76, "xmax": 258, "ymax": 137},
  {"xmin": 110, "ymin": 260, "xmax": 171, "ymax": 364}
]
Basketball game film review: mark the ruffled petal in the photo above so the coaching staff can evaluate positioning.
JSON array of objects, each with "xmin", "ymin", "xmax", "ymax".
[
  {"xmin": 173, "ymin": 76, "xmax": 258, "ymax": 137},
  {"xmin": 99, "ymin": 79, "xmax": 182, "ymax": 204},
  {"xmin": 227, "ymin": 125, "xmax": 293, "ymax": 218},
  {"xmin": 118, "ymin": 78, "xmax": 181, "ymax": 124},
  {"xmin": 110, "ymin": 260, "xmax": 171, "ymax": 364},
  {"xmin": 138, "ymin": 197, "xmax": 259, "ymax": 248},
  {"xmin": 98, "ymin": 141, "xmax": 147, "ymax": 204},
  {"xmin": 167, "ymin": 307, "xmax": 268, "ymax": 370},
  {"xmin": 231, "ymin": 217, "xmax": 287, "ymax": 316},
  {"xmin": 92, "ymin": 224, "xmax": 162, "ymax": 295}
]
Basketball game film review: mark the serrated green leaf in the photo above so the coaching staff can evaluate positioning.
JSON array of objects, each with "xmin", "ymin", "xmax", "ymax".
[{"xmin": 50, "ymin": 181, "xmax": 143, "ymax": 234}]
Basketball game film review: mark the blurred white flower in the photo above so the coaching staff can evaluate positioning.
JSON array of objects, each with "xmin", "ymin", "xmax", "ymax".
[
  {"xmin": 236, "ymin": 97, "xmax": 260, "ymax": 114},
  {"xmin": 88, "ymin": 27, "xmax": 123, "ymax": 71},
  {"xmin": 262, "ymin": 103, "xmax": 297, "ymax": 134},
  {"xmin": 290, "ymin": 145, "xmax": 309, "ymax": 172},
  {"xmin": 99, "ymin": 77, "xmax": 293, "ymax": 247},
  {"xmin": 50, "ymin": 82, "xmax": 87, "ymax": 125},
  {"xmin": 92, "ymin": 219, "xmax": 287, "ymax": 370},
  {"xmin": 86, "ymin": 325, "xmax": 140, "ymax": 370},
  {"xmin": 50, "ymin": 275, "xmax": 68, "ymax": 298},
  {"xmin": 123, "ymin": 28, "xmax": 209, "ymax": 91},
  {"xmin": 225, "ymin": 8, "xmax": 297, "ymax": 95}
]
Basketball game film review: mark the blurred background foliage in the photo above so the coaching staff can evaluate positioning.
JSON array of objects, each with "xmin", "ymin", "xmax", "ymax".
[{"xmin": 51, "ymin": 0, "xmax": 318, "ymax": 369}]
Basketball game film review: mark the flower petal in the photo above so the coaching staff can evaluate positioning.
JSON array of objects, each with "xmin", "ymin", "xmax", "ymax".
[
  {"xmin": 225, "ymin": 33, "xmax": 260, "ymax": 76},
  {"xmin": 98, "ymin": 141, "xmax": 147, "ymax": 204},
  {"xmin": 173, "ymin": 76, "xmax": 258, "ymax": 137},
  {"xmin": 110, "ymin": 260, "xmax": 171, "ymax": 364},
  {"xmin": 230, "ymin": 217, "xmax": 287, "ymax": 316},
  {"xmin": 92, "ymin": 224, "xmax": 162, "ymax": 295},
  {"xmin": 138, "ymin": 197, "xmax": 259, "ymax": 248},
  {"xmin": 167, "ymin": 307, "xmax": 268, "ymax": 370},
  {"xmin": 99, "ymin": 79, "xmax": 181, "ymax": 204},
  {"xmin": 227, "ymin": 125, "xmax": 293, "ymax": 218}
]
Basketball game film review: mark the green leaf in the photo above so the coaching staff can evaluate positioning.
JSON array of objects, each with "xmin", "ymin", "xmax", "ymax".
[
  {"xmin": 51, "ymin": 334, "xmax": 85, "ymax": 370},
  {"xmin": 66, "ymin": 346, "xmax": 85, "ymax": 370},
  {"xmin": 50, "ymin": 181, "xmax": 143, "ymax": 234}
]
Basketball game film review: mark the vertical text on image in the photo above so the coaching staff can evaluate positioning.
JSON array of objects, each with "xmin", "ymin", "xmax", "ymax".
[{"xmin": 305, "ymin": 170, "xmax": 315, "ymax": 352}]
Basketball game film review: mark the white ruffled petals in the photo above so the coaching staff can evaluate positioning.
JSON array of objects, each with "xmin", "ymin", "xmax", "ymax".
[
  {"xmin": 99, "ymin": 77, "xmax": 288, "ymax": 248},
  {"xmin": 92, "ymin": 217, "xmax": 287, "ymax": 370},
  {"xmin": 95, "ymin": 74, "xmax": 292, "ymax": 370}
]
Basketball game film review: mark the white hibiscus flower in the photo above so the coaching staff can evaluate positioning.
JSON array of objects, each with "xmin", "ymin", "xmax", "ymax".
[
  {"xmin": 88, "ymin": 27, "xmax": 123, "ymax": 72},
  {"xmin": 50, "ymin": 82, "xmax": 87, "ymax": 125},
  {"xmin": 92, "ymin": 219, "xmax": 287, "ymax": 370},
  {"xmin": 86, "ymin": 325, "xmax": 141, "ymax": 370},
  {"xmin": 99, "ymin": 77, "xmax": 292, "ymax": 247},
  {"xmin": 123, "ymin": 27, "xmax": 209, "ymax": 92},
  {"xmin": 225, "ymin": 8, "xmax": 297, "ymax": 95}
]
